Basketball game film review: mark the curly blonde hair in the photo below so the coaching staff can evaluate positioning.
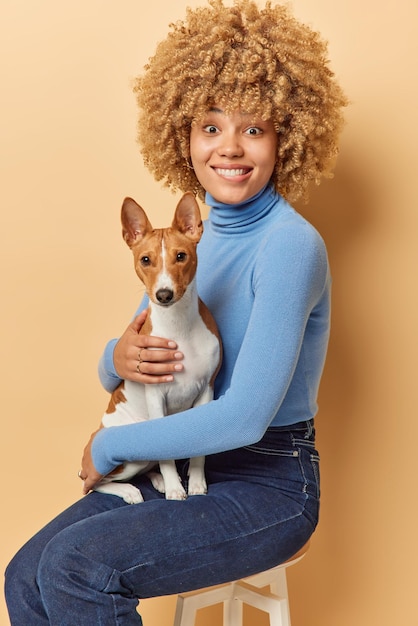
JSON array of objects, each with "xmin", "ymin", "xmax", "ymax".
[{"xmin": 134, "ymin": 0, "xmax": 347, "ymax": 202}]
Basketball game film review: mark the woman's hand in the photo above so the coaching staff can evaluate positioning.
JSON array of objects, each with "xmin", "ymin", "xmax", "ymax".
[
  {"xmin": 113, "ymin": 310, "xmax": 184, "ymax": 383},
  {"xmin": 79, "ymin": 429, "xmax": 104, "ymax": 494}
]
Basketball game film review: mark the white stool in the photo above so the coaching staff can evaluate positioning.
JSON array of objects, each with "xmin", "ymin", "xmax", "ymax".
[{"xmin": 173, "ymin": 542, "xmax": 309, "ymax": 626}]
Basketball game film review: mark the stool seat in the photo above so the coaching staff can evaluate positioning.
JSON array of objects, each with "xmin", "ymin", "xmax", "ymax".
[{"xmin": 173, "ymin": 541, "xmax": 310, "ymax": 626}]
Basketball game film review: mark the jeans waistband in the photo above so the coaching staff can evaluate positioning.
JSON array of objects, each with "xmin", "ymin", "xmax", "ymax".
[{"xmin": 267, "ymin": 418, "xmax": 314, "ymax": 433}]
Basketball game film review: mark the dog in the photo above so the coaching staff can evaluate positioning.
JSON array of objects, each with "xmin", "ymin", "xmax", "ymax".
[{"xmin": 94, "ymin": 192, "xmax": 222, "ymax": 504}]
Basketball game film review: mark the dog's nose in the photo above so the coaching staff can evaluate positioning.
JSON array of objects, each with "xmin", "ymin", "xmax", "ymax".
[{"xmin": 156, "ymin": 288, "xmax": 174, "ymax": 304}]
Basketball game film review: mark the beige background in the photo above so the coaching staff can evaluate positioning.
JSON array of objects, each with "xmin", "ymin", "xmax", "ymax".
[{"xmin": 1, "ymin": 1, "xmax": 417, "ymax": 625}]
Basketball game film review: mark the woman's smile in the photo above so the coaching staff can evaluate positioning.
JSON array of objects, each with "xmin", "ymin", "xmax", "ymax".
[{"xmin": 213, "ymin": 167, "xmax": 252, "ymax": 178}]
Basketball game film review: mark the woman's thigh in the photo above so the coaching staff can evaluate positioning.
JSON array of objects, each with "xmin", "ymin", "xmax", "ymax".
[
  {"xmin": 8, "ymin": 422, "xmax": 319, "ymax": 600},
  {"xmin": 43, "ymin": 423, "xmax": 318, "ymax": 596}
]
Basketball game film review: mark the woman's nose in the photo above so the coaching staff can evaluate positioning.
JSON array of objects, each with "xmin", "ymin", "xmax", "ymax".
[{"xmin": 217, "ymin": 132, "xmax": 244, "ymax": 158}]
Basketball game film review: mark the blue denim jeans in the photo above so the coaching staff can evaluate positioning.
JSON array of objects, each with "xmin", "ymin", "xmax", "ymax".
[{"xmin": 5, "ymin": 420, "xmax": 320, "ymax": 625}]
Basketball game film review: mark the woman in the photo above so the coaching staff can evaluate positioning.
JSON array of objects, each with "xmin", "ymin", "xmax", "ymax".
[{"xmin": 5, "ymin": 1, "xmax": 347, "ymax": 624}]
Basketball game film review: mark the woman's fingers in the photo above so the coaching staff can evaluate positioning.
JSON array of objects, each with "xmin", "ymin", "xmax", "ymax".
[
  {"xmin": 134, "ymin": 346, "xmax": 184, "ymax": 382},
  {"xmin": 114, "ymin": 311, "xmax": 185, "ymax": 382},
  {"xmin": 136, "ymin": 345, "xmax": 183, "ymax": 363}
]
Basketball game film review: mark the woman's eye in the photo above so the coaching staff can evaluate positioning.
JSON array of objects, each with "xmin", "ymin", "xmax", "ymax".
[
  {"xmin": 246, "ymin": 127, "xmax": 262, "ymax": 136},
  {"xmin": 203, "ymin": 125, "xmax": 219, "ymax": 134},
  {"xmin": 176, "ymin": 252, "xmax": 187, "ymax": 262},
  {"xmin": 140, "ymin": 256, "xmax": 151, "ymax": 266}
]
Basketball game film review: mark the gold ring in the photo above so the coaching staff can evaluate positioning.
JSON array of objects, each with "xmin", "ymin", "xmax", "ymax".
[
  {"xmin": 138, "ymin": 348, "xmax": 144, "ymax": 363},
  {"xmin": 136, "ymin": 361, "xmax": 141, "ymax": 373}
]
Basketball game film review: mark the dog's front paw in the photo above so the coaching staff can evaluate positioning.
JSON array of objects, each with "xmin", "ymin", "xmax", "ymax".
[
  {"xmin": 188, "ymin": 478, "xmax": 207, "ymax": 496},
  {"xmin": 95, "ymin": 481, "xmax": 144, "ymax": 504},
  {"xmin": 164, "ymin": 477, "xmax": 187, "ymax": 500},
  {"xmin": 148, "ymin": 471, "xmax": 166, "ymax": 494},
  {"xmin": 166, "ymin": 485, "xmax": 187, "ymax": 501},
  {"xmin": 158, "ymin": 462, "xmax": 187, "ymax": 500},
  {"xmin": 117, "ymin": 484, "xmax": 144, "ymax": 504}
]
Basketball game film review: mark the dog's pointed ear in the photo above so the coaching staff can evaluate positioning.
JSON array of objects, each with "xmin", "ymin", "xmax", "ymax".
[
  {"xmin": 172, "ymin": 192, "xmax": 203, "ymax": 242},
  {"xmin": 121, "ymin": 197, "xmax": 153, "ymax": 248}
]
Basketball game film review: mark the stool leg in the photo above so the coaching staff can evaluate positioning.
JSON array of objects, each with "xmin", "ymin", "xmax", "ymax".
[
  {"xmin": 270, "ymin": 569, "xmax": 291, "ymax": 626},
  {"xmin": 173, "ymin": 595, "xmax": 196, "ymax": 626},
  {"xmin": 269, "ymin": 602, "xmax": 289, "ymax": 626},
  {"xmin": 270, "ymin": 568, "xmax": 288, "ymax": 599},
  {"xmin": 174, "ymin": 585, "xmax": 232, "ymax": 626},
  {"xmin": 233, "ymin": 580, "xmax": 291, "ymax": 626},
  {"xmin": 223, "ymin": 587, "xmax": 243, "ymax": 626}
]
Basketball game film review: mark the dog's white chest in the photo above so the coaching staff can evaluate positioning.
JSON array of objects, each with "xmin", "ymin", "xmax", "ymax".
[
  {"xmin": 165, "ymin": 322, "xmax": 218, "ymax": 411},
  {"xmin": 110, "ymin": 313, "xmax": 220, "ymax": 425},
  {"xmin": 148, "ymin": 314, "xmax": 219, "ymax": 417}
]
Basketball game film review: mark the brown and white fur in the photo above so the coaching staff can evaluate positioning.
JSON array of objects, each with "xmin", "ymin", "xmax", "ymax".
[{"xmin": 94, "ymin": 192, "xmax": 222, "ymax": 504}]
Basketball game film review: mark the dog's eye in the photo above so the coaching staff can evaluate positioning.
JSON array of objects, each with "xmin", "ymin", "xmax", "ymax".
[
  {"xmin": 176, "ymin": 252, "xmax": 187, "ymax": 262},
  {"xmin": 140, "ymin": 256, "xmax": 151, "ymax": 266}
]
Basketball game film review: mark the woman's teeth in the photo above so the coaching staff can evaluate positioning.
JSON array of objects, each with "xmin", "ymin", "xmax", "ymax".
[{"xmin": 215, "ymin": 168, "xmax": 248, "ymax": 177}]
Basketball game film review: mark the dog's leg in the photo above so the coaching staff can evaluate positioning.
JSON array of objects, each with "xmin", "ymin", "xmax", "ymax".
[
  {"xmin": 144, "ymin": 386, "xmax": 187, "ymax": 500},
  {"xmin": 147, "ymin": 470, "xmax": 166, "ymax": 494},
  {"xmin": 94, "ymin": 481, "xmax": 144, "ymax": 504},
  {"xmin": 158, "ymin": 460, "xmax": 187, "ymax": 500},
  {"xmin": 187, "ymin": 456, "xmax": 207, "ymax": 496},
  {"xmin": 184, "ymin": 386, "xmax": 213, "ymax": 496},
  {"xmin": 94, "ymin": 460, "xmax": 156, "ymax": 504}
]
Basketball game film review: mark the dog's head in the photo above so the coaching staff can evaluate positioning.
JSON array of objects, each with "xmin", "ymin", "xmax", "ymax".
[{"xmin": 121, "ymin": 192, "xmax": 203, "ymax": 306}]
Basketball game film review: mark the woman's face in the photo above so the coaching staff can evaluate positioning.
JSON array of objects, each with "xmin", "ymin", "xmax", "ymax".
[{"xmin": 190, "ymin": 107, "xmax": 278, "ymax": 205}]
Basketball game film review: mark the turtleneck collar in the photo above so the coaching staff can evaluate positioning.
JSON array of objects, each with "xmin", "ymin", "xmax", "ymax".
[{"xmin": 205, "ymin": 184, "xmax": 285, "ymax": 233}]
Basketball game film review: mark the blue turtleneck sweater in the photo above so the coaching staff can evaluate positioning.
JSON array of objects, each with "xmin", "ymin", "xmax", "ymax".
[{"xmin": 93, "ymin": 185, "xmax": 330, "ymax": 476}]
